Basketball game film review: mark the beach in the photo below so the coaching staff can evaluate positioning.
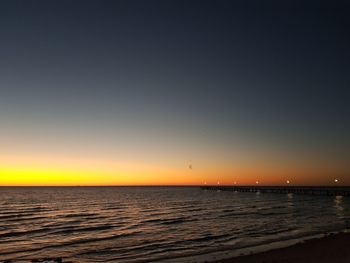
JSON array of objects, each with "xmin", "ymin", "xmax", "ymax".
[
  {"xmin": 215, "ymin": 232, "xmax": 350, "ymax": 263},
  {"xmin": 2, "ymin": 232, "xmax": 350, "ymax": 263}
]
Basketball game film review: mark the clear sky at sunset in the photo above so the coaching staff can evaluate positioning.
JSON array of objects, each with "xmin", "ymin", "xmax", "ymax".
[{"xmin": 0, "ymin": 0, "xmax": 349, "ymax": 186}]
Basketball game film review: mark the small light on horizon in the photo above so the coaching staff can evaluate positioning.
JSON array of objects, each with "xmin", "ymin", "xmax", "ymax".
[
  {"xmin": 204, "ymin": 181, "xmax": 207, "ymax": 185},
  {"xmin": 234, "ymin": 181, "xmax": 237, "ymax": 185},
  {"xmin": 217, "ymin": 181, "xmax": 220, "ymax": 185},
  {"xmin": 256, "ymin": 181, "xmax": 259, "ymax": 184},
  {"xmin": 286, "ymin": 180, "xmax": 290, "ymax": 184},
  {"xmin": 335, "ymin": 179, "xmax": 339, "ymax": 183}
]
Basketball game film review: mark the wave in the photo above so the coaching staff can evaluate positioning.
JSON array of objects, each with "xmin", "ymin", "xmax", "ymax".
[
  {"xmin": 0, "ymin": 231, "xmax": 142, "ymax": 257},
  {"xmin": 49, "ymin": 225, "xmax": 114, "ymax": 235},
  {"xmin": 60, "ymin": 212, "xmax": 99, "ymax": 218},
  {"xmin": 143, "ymin": 216, "xmax": 196, "ymax": 225}
]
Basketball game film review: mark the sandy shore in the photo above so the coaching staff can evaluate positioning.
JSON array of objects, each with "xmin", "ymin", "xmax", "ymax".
[
  {"xmin": 214, "ymin": 232, "xmax": 350, "ymax": 263},
  {"xmin": 2, "ymin": 233, "xmax": 350, "ymax": 263}
]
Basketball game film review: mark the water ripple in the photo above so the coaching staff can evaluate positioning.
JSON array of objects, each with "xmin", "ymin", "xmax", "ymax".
[{"xmin": 0, "ymin": 187, "xmax": 349, "ymax": 263}]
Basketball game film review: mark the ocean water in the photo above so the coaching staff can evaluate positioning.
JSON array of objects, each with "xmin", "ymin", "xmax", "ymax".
[{"xmin": 0, "ymin": 186, "xmax": 349, "ymax": 262}]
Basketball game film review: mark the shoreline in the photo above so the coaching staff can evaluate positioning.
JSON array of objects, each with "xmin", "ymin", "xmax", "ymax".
[
  {"xmin": 212, "ymin": 231, "xmax": 350, "ymax": 263},
  {"xmin": 2, "ymin": 232, "xmax": 350, "ymax": 263},
  {"xmin": 158, "ymin": 230, "xmax": 347, "ymax": 263}
]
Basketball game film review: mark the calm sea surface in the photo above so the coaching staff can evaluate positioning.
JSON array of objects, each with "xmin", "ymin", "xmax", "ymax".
[{"xmin": 0, "ymin": 187, "xmax": 349, "ymax": 262}]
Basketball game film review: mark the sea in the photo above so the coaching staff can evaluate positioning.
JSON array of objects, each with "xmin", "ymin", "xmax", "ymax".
[{"xmin": 0, "ymin": 186, "xmax": 349, "ymax": 262}]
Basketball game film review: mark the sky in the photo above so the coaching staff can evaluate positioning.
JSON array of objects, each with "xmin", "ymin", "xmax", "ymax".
[{"xmin": 0, "ymin": 0, "xmax": 349, "ymax": 186}]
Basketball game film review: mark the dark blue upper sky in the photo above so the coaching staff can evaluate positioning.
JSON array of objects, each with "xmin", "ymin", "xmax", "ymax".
[{"xmin": 0, "ymin": 0, "xmax": 349, "ymax": 183}]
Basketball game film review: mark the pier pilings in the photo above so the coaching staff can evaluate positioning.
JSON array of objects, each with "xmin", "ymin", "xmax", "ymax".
[{"xmin": 200, "ymin": 186, "xmax": 350, "ymax": 196}]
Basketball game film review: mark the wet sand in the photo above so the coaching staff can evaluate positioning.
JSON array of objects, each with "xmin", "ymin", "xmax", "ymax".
[{"xmin": 214, "ymin": 232, "xmax": 350, "ymax": 263}]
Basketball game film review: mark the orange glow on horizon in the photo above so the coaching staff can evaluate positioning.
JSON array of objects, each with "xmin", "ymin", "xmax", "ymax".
[{"xmin": 0, "ymin": 154, "xmax": 348, "ymax": 186}]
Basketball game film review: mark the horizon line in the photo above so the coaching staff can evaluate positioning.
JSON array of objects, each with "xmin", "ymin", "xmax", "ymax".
[{"xmin": 1, "ymin": 184, "xmax": 350, "ymax": 187}]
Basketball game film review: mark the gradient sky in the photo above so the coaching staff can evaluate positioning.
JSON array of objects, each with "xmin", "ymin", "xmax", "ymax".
[{"xmin": 0, "ymin": 0, "xmax": 349, "ymax": 186}]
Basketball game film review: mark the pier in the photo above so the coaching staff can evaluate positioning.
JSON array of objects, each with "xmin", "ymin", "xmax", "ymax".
[{"xmin": 201, "ymin": 186, "xmax": 350, "ymax": 196}]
